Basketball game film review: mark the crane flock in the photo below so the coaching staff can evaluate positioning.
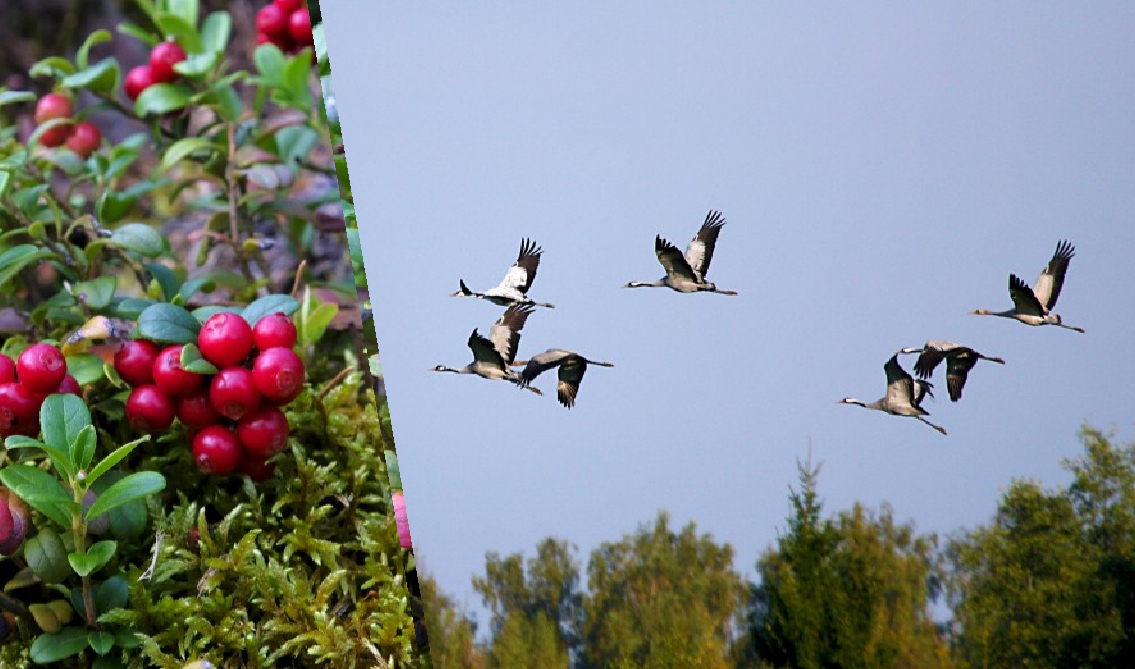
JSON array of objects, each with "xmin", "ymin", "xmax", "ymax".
[
  {"xmin": 432, "ymin": 216, "xmax": 1082, "ymax": 424},
  {"xmin": 840, "ymin": 239, "xmax": 1082, "ymax": 435}
]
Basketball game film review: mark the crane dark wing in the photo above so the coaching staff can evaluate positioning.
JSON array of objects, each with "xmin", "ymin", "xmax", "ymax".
[
  {"xmin": 1008, "ymin": 274, "xmax": 1045, "ymax": 317},
  {"xmin": 519, "ymin": 348, "xmax": 574, "ymax": 386},
  {"xmin": 467, "ymin": 329, "xmax": 505, "ymax": 367},
  {"xmin": 883, "ymin": 354, "xmax": 916, "ymax": 407},
  {"xmin": 944, "ymin": 348, "xmax": 980, "ymax": 402},
  {"xmin": 912, "ymin": 380, "xmax": 934, "ymax": 408},
  {"xmin": 488, "ymin": 304, "xmax": 535, "ymax": 364},
  {"xmin": 655, "ymin": 236, "xmax": 698, "ymax": 282},
  {"xmin": 912, "ymin": 347, "xmax": 947, "ymax": 380},
  {"xmin": 683, "ymin": 210, "xmax": 726, "ymax": 282},
  {"xmin": 556, "ymin": 355, "xmax": 588, "ymax": 408},
  {"xmin": 1032, "ymin": 239, "xmax": 1074, "ymax": 312},
  {"xmin": 492, "ymin": 238, "xmax": 543, "ymax": 295}
]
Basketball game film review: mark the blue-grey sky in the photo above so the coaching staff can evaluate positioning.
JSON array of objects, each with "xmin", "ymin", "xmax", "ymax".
[{"xmin": 324, "ymin": 2, "xmax": 1135, "ymax": 629}]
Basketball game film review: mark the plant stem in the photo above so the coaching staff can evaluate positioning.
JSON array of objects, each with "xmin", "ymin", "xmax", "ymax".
[{"xmin": 71, "ymin": 489, "xmax": 97, "ymax": 628}]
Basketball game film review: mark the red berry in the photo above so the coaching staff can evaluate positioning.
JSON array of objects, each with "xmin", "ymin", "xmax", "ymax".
[
  {"xmin": 34, "ymin": 93, "xmax": 72, "ymax": 125},
  {"xmin": 17, "ymin": 343, "xmax": 67, "ymax": 393},
  {"xmin": 209, "ymin": 367, "xmax": 261, "ymax": 421},
  {"xmin": 192, "ymin": 426, "xmax": 241, "ymax": 475},
  {"xmin": 152, "ymin": 345, "xmax": 204, "ymax": 398},
  {"xmin": 177, "ymin": 391, "xmax": 222, "ymax": 430},
  {"xmin": 393, "ymin": 491, "xmax": 412, "ymax": 549},
  {"xmin": 0, "ymin": 355, "xmax": 15, "ymax": 385},
  {"xmin": 252, "ymin": 347, "xmax": 305, "ymax": 405},
  {"xmin": 253, "ymin": 312, "xmax": 297, "ymax": 351},
  {"xmin": 126, "ymin": 385, "xmax": 175, "ymax": 432},
  {"xmin": 235, "ymin": 405, "xmax": 290, "ymax": 458},
  {"xmin": 0, "ymin": 383, "xmax": 40, "ymax": 438},
  {"xmin": 149, "ymin": 41, "xmax": 187, "ymax": 84},
  {"xmin": 236, "ymin": 450, "xmax": 278, "ymax": 482},
  {"xmin": 114, "ymin": 340, "xmax": 160, "ymax": 387},
  {"xmin": 288, "ymin": 9, "xmax": 313, "ymax": 46},
  {"xmin": 256, "ymin": 32, "xmax": 272, "ymax": 46},
  {"xmin": 55, "ymin": 374, "xmax": 81, "ymax": 396},
  {"xmin": 198, "ymin": 312, "xmax": 254, "ymax": 368},
  {"xmin": 64, "ymin": 121, "xmax": 101, "ymax": 159},
  {"xmin": 256, "ymin": 4, "xmax": 289, "ymax": 39},
  {"xmin": 124, "ymin": 65, "xmax": 155, "ymax": 102},
  {"xmin": 274, "ymin": 0, "xmax": 304, "ymax": 14}
]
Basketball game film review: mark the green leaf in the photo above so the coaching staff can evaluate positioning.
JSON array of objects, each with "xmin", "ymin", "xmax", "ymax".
[
  {"xmin": 179, "ymin": 342, "xmax": 217, "ymax": 375},
  {"xmin": 61, "ymin": 58, "xmax": 120, "ymax": 96},
  {"xmin": 242, "ymin": 294, "xmax": 300, "ymax": 327},
  {"xmin": 66, "ymin": 353, "xmax": 106, "ymax": 386},
  {"xmin": 0, "ymin": 465, "xmax": 75, "ymax": 527},
  {"xmin": 167, "ymin": 0, "xmax": 200, "ymax": 35},
  {"xmin": 88, "ymin": 630, "xmax": 115, "ymax": 655},
  {"xmin": 109, "ymin": 223, "xmax": 164, "ymax": 257},
  {"xmin": 300, "ymin": 302, "xmax": 337, "ymax": 348},
  {"xmin": 192, "ymin": 305, "xmax": 242, "ymax": 323},
  {"xmin": 94, "ymin": 575, "xmax": 129, "ymax": 616},
  {"xmin": 385, "ymin": 450, "xmax": 401, "ymax": 490},
  {"xmin": 136, "ymin": 303, "xmax": 200, "ymax": 344},
  {"xmin": 30, "ymin": 625, "xmax": 90, "ymax": 663},
  {"xmin": 178, "ymin": 276, "xmax": 215, "ymax": 302},
  {"xmin": 29, "ymin": 56, "xmax": 75, "ymax": 79},
  {"xmin": 107, "ymin": 496, "xmax": 148, "ymax": 543},
  {"xmin": 146, "ymin": 263, "xmax": 181, "ymax": 301},
  {"xmin": 85, "ymin": 471, "xmax": 166, "ymax": 518},
  {"xmin": 85, "ymin": 435, "xmax": 150, "ymax": 489},
  {"xmin": 76, "ymin": 29, "xmax": 113, "ymax": 71},
  {"xmin": 111, "ymin": 297, "xmax": 155, "ymax": 320},
  {"xmin": 5, "ymin": 434, "xmax": 73, "ymax": 481},
  {"xmin": 71, "ymin": 275, "xmax": 117, "ymax": 309},
  {"xmin": 254, "ymin": 43, "xmax": 287, "ymax": 84},
  {"xmin": 25, "ymin": 529, "xmax": 72, "ymax": 583},
  {"xmin": 201, "ymin": 11, "xmax": 232, "ymax": 54},
  {"xmin": 275, "ymin": 126, "xmax": 317, "ymax": 166},
  {"xmin": 154, "ymin": 13, "xmax": 202, "ymax": 53},
  {"xmin": 68, "ymin": 540, "xmax": 116, "ymax": 577},
  {"xmin": 0, "ymin": 244, "xmax": 54, "ymax": 291},
  {"xmin": 117, "ymin": 22, "xmax": 159, "ymax": 48},
  {"xmin": 0, "ymin": 90, "xmax": 36, "ymax": 107},
  {"xmin": 73, "ymin": 425, "xmax": 98, "ymax": 472},
  {"xmin": 41, "ymin": 393, "xmax": 92, "ymax": 457},
  {"xmin": 134, "ymin": 82, "xmax": 191, "ymax": 116},
  {"xmin": 160, "ymin": 137, "xmax": 219, "ymax": 171}
]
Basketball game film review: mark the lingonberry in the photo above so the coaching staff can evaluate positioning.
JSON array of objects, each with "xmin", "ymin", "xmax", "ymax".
[
  {"xmin": 235, "ymin": 405, "xmax": 290, "ymax": 458},
  {"xmin": 114, "ymin": 339, "xmax": 160, "ymax": 387},
  {"xmin": 64, "ymin": 121, "xmax": 101, "ymax": 159},
  {"xmin": 252, "ymin": 312, "xmax": 297, "ymax": 351},
  {"xmin": 17, "ymin": 343, "xmax": 67, "ymax": 393},
  {"xmin": 55, "ymin": 374, "xmax": 81, "ymax": 396},
  {"xmin": 209, "ymin": 367, "xmax": 261, "ymax": 421},
  {"xmin": 176, "ymin": 391, "xmax": 222, "ymax": 430},
  {"xmin": 124, "ymin": 65, "xmax": 155, "ymax": 102},
  {"xmin": 252, "ymin": 347, "xmax": 305, "ymax": 405},
  {"xmin": 192, "ymin": 426, "xmax": 241, "ymax": 475},
  {"xmin": 149, "ymin": 41, "xmax": 187, "ymax": 84},
  {"xmin": 236, "ymin": 450, "xmax": 277, "ymax": 482},
  {"xmin": 274, "ymin": 0, "xmax": 304, "ymax": 14},
  {"xmin": 0, "ymin": 355, "xmax": 15, "ymax": 385},
  {"xmin": 0, "ymin": 383, "xmax": 39, "ymax": 438},
  {"xmin": 152, "ymin": 345, "xmax": 203, "ymax": 397},
  {"xmin": 34, "ymin": 93, "xmax": 73, "ymax": 148},
  {"xmin": 288, "ymin": 9, "xmax": 314, "ymax": 47},
  {"xmin": 82, "ymin": 490, "xmax": 110, "ymax": 535},
  {"xmin": 126, "ymin": 385, "xmax": 175, "ymax": 432},
  {"xmin": 0, "ymin": 489, "xmax": 29, "ymax": 556},
  {"xmin": 198, "ymin": 312, "xmax": 254, "ymax": 368},
  {"xmin": 256, "ymin": 4, "xmax": 289, "ymax": 40}
]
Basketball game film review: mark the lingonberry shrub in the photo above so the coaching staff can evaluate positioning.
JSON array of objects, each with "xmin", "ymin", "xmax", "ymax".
[{"xmin": 0, "ymin": 0, "xmax": 414, "ymax": 665}]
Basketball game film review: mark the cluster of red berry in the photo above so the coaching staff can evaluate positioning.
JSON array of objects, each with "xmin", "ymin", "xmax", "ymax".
[
  {"xmin": 33, "ymin": 94, "xmax": 102, "ymax": 159},
  {"xmin": 256, "ymin": 0, "xmax": 314, "ymax": 56},
  {"xmin": 0, "ymin": 344, "xmax": 81, "ymax": 439},
  {"xmin": 117, "ymin": 312, "xmax": 305, "ymax": 480},
  {"xmin": 124, "ymin": 40, "xmax": 189, "ymax": 102}
]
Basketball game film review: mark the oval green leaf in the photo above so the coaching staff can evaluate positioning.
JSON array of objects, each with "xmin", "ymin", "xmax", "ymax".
[
  {"xmin": 136, "ymin": 303, "xmax": 200, "ymax": 344},
  {"xmin": 30, "ymin": 625, "xmax": 91, "ymax": 663},
  {"xmin": 85, "ymin": 471, "xmax": 166, "ymax": 519}
]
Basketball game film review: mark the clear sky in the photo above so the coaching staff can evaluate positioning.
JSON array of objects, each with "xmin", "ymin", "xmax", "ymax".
[{"xmin": 323, "ymin": 2, "xmax": 1135, "ymax": 630}]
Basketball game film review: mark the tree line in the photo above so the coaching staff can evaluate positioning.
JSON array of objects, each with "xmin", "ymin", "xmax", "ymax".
[{"xmin": 417, "ymin": 426, "xmax": 1135, "ymax": 669}]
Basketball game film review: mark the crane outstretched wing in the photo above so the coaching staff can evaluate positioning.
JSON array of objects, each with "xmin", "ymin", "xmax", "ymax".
[
  {"xmin": 1008, "ymin": 274, "xmax": 1046, "ymax": 317},
  {"xmin": 488, "ymin": 304, "xmax": 535, "ymax": 364},
  {"xmin": 467, "ymin": 329, "xmax": 505, "ymax": 367},
  {"xmin": 944, "ymin": 349, "xmax": 980, "ymax": 402},
  {"xmin": 491, "ymin": 238, "xmax": 543, "ymax": 296},
  {"xmin": 555, "ymin": 355, "xmax": 589, "ymax": 408},
  {"xmin": 684, "ymin": 210, "xmax": 726, "ymax": 282},
  {"xmin": 1032, "ymin": 240, "xmax": 1074, "ymax": 312},
  {"xmin": 655, "ymin": 236, "xmax": 698, "ymax": 282},
  {"xmin": 519, "ymin": 349, "xmax": 574, "ymax": 386},
  {"xmin": 883, "ymin": 355, "xmax": 917, "ymax": 407}
]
